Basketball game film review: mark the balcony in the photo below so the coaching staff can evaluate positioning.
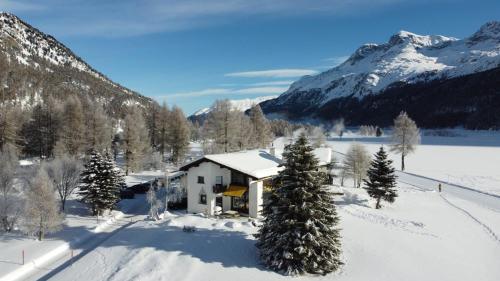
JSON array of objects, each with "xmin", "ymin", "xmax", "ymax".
[{"xmin": 212, "ymin": 184, "xmax": 227, "ymax": 194}]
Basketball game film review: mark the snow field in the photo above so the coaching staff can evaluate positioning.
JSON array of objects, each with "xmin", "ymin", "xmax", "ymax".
[{"xmin": 46, "ymin": 180, "xmax": 500, "ymax": 281}]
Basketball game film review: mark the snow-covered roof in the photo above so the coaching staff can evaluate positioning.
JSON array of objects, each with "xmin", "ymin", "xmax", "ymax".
[{"xmin": 180, "ymin": 147, "xmax": 332, "ymax": 179}]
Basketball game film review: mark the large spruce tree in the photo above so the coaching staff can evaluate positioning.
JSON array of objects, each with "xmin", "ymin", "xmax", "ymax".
[
  {"xmin": 363, "ymin": 146, "xmax": 398, "ymax": 209},
  {"xmin": 256, "ymin": 134, "xmax": 342, "ymax": 275},
  {"xmin": 79, "ymin": 150, "xmax": 122, "ymax": 215}
]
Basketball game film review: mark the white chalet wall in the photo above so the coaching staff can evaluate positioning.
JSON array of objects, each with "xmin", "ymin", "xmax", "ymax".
[{"xmin": 186, "ymin": 162, "xmax": 230, "ymax": 215}]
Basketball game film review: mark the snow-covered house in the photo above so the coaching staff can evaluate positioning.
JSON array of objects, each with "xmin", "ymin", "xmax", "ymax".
[{"xmin": 180, "ymin": 147, "xmax": 333, "ymax": 218}]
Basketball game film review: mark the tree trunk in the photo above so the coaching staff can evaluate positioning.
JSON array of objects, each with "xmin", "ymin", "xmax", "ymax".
[
  {"xmin": 38, "ymin": 217, "xmax": 44, "ymax": 240},
  {"xmin": 376, "ymin": 197, "xmax": 381, "ymax": 209},
  {"xmin": 401, "ymin": 153, "xmax": 405, "ymax": 171}
]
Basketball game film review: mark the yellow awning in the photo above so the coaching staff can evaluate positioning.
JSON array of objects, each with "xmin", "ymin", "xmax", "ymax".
[{"xmin": 223, "ymin": 185, "xmax": 248, "ymax": 197}]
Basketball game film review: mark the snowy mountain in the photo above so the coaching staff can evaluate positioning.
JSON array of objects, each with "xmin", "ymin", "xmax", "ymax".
[
  {"xmin": 0, "ymin": 12, "xmax": 152, "ymax": 114},
  {"xmin": 261, "ymin": 22, "xmax": 500, "ymax": 128},
  {"xmin": 190, "ymin": 95, "xmax": 277, "ymax": 120}
]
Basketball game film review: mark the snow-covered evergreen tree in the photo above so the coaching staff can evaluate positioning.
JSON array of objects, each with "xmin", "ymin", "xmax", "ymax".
[
  {"xmin": 101, "ymin": 152, "xmax": 123, "ymax": 210},
  {"xmin": 79, "ymin": 150, "xmax": 122, "ymax": 215},
  {"xmin": 256, "ymin": 134, "xmax": 342, "ymax": 275},
  {"xmin": 363, "ymin": 146, "xmax": 398, "ymax": 209}
]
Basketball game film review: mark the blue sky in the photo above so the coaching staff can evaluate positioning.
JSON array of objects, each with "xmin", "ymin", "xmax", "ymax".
[{"xmin": 2, "ymin": 0, "xmax": 499, "ymax": 114}]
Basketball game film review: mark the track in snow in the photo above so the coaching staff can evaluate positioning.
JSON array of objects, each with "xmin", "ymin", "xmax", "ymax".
[{"xmin": 439, "ymin": 194, "xmax": 500, "ymax": 244}]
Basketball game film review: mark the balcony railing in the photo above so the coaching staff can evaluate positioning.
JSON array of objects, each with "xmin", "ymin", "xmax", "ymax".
[{"xmin": 213, "ymin": 184, "xmax": 227, "ymax": 194}]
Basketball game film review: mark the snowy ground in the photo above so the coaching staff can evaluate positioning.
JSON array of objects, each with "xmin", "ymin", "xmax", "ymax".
[
  {"xmin": 2, "ymin": 130, "xmax": 499, "ymax": 281},
  {"xmin": 0, "ymin": 168, "xmax": 161, "ymax": 281},
  {"xmin": 308, "ymin": 129, "xmax": 500, "ymax": 196},
  {"xmin": 34, "ymin": 178, "xmax": 500, "ymax": 281}
]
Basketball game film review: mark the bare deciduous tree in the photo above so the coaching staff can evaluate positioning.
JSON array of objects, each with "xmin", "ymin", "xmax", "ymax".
[
  {"xmin": 0, "ymin": 105, "xmax": 20, "ymax": 150},
  {"xmin": 203, "ymin": 100, "xmax": 239, "ymax": 153},
  {"xmin": 168, "ymin": 106, "xmax": 191, "ymax": 165},
  {"xmin": 343, "ymin": 143, "xmax": 371, "ymax": 188},
  {"xmin": 157, "ymin": 102, "xmax": 171, "ymax": 157},
  {"xmin": 123, "ymin": 106, "xmax": 151, "ymax": 175},
  {"xmin": 249, "ymin": 104, "xmax": 273, "ymax": 148},
  {"xmin": 54, "ymin": 96, "xmax": 85, "ymax": 156},
  {"xmin": 44, "ymin": 155, "xmax": 83, "ymax": 211},
  {"xmin": 310, "ymin": 126, "xmax": 326, "ymax": 148},
  {"xmin": 333, "ymin": 118, "xmax": 345, "ymax": 138},
  {"xmin": 85, "ymin": 104, "xmax": 113, "ymax": 153},
  {"xmin": 23, "ymin": 169, "xmax": 63, "ymax": 240},
  {"xmin": 390, "ymin": 112, "xmax": 420, "ymax": 171},
  {"xmin": 0, "ymin": 144, "xmax": 21, "ymax": 232}
]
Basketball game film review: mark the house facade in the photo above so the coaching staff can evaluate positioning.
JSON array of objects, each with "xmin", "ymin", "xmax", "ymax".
[{"xmin": 180, "ymin": 147, "xmax": 333, "ymax": 218}]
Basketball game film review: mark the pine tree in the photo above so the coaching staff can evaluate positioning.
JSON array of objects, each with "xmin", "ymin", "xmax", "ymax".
[
  {"xmin": 22, "ymin": 102, "xmax": 60, "ymax": 158},
  {"xmin": 363, "ymin": 146, "xmax": 398, "ymax": 209},
  {"xmin": 79, "ymin": 150, "xmax": 122, "ymax": 215},
  {"xmin": 101, "ymin": 152, "xmax": 123, "ymax": 211},
  {"xmin": 256, "ymin": 134, "xmax": 342, "ymax": 276}
]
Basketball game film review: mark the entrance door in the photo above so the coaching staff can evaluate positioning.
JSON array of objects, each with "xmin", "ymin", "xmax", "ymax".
[{"xmin": 215, "ymin": 196, "xmax": 223, "ymax": 207}]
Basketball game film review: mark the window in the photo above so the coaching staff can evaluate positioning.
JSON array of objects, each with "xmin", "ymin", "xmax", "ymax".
[
  {"xmin": 199, "ymin": 194, "xmax": 207, "ymax": 205},
  {"xmin": 197, "ymin": 176, "xmax": 205, "ymax": 184},
  {"xmin": 215, "ymin": 176, "xmax": 223, "ymax": 185}
]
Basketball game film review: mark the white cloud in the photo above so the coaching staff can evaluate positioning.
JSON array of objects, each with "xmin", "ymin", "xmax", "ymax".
[
  {"xmin": 323, "ymin": 55, "xmax": 350, "ymax": 66},
  {"xmin": 234, "ymin": 86, "xmax": 289, "ymax": 94},
  {"xmin": 11, "ymin": 0, "xmax": 414, "ymax": 37},
  {"xmin": 250, "ymin": 80, "xmax": 294, "ymax": 86},
  {"xmin": 225, "ymin": 69, "xmax": 318, "ymax": 78},
  {"xmin": 163, "ymin": 86, "xmax": 288, "ymax": 98}
]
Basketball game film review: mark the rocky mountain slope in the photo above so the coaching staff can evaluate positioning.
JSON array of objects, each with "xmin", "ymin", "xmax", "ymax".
[
  {"xmin": 261, "ymin": 22, "xmax": 500, "ymax": 129},
  {"xmin": 0, "ymin": 12, "xmax": 153, "ymax": 115}
]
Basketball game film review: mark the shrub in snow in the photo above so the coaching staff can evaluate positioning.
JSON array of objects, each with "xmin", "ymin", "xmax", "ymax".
[
  {"xmin": 183, "ymin": 225, "xmax": 196, "ymax": 232},
  {"xmin": 22, "ymin": 169, "xmax": 63, "ymax": 240},
  {"xmin": 256, "ymin": 133, "xmax": 342, "ymax": 276},
  {"xmin": 363, "ymin": 147, "xmax": 398, "ymax": 209},
  {"xmin": 147, "ymin": 187, "xmax": 163, "ymax": 220},
  {"xmin": 79, "ymin": 150, "xmax": 124, "ymax": 216}
]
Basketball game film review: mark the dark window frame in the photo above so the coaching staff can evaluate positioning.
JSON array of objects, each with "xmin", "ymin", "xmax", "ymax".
[
  {"xmin": 197, "ymin": 176, "xmax": 205, "ymax": 184},
  {"xmin": 199, "ymin": 194, "xmax": 207, "ymax": 205}
]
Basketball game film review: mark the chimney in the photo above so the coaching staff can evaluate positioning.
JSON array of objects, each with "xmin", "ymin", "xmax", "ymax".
[{"xmin": 270, "ymin": 143, "xmax": 275, "ymax": 156}]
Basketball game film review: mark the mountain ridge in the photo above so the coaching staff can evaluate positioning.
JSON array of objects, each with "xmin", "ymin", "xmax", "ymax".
[
  {"xmin": 0, "ymin": 12, "xmax": 153, "ymax": 114},
  {"xmin": 261, "ymin": 21, "xmax": 500, "ymax": 128}
]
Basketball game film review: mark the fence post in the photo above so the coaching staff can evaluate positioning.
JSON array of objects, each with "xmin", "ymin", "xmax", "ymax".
[{"xmin": 22, "ymin": 250, "xmax": 24, "ymax": 265}]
